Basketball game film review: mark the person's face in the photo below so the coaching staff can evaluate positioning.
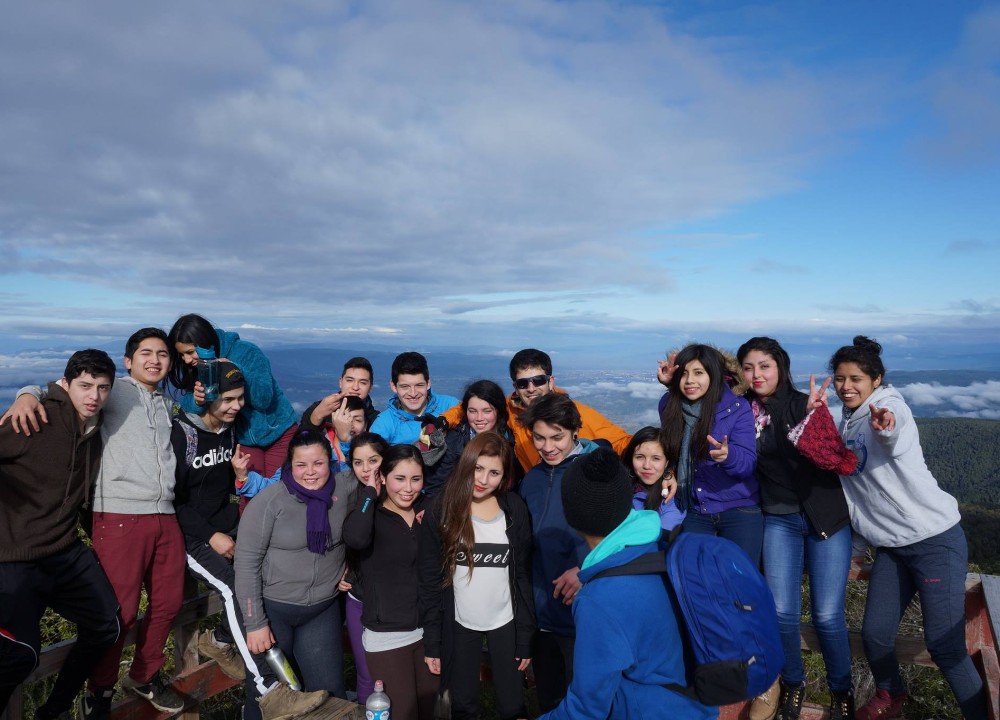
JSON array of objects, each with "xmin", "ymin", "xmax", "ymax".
[
  {"xmin": 346, "ymin": 409, "xmax": 366, "ymax": 438},
  {"xmin": 391, "ymin": 373, "xmax": 430, "ymax": 414},
  {"xmin": 351, "ymin": 444, "xmax": 383, "ymax": 484},
  {"xmin": 207, "ymin": 387, "xmax": 245, "ymax": 425},
  {"xmin": 472, "ymin": 453, "xmax": 505, "ymax": 502},
  {"xmin": 384, "ymin": 458, "xmax": 423, "ymax": 511},
  {"xmin": 632, "ymin": 440, "xmax": 667, "ymax": 487},
  {"xmin": 60, "ymin": 373, "xmax": 113, "ymax": 424},
  {"xmin": 679, "ymin": 359, "xmax": 711, "ymax": 402},
  {"xmin": 340, "ymin": 368, "xmax": 372, "ymax": 399},
  {"xmin": 290, "ymin": 443, "xmax": 331, "ymax": 491},
  {"xmin": 174, "ymin": 341, "xmax": 200, "ymax": 368},
  {"xmin": 531, "ymin": 420, "xmax": 576, "ymax": 466},
  {"xmin": 834, "ymin": 362, "xmax": 880, "ymax": 410},
  {"xmin": 466, "ymin": 396, "xmax": 498, "ymax": 433},
  {"xmin": 125, "ymin": 337, "xmax": 171, "ymax": 388},
  {"xmin": 513, "ymin": 365, "xmax": 553, "ymax": 407},
  {"xmin": 741, "ymin": 350, "xmax": 780, "ymax": 400}
]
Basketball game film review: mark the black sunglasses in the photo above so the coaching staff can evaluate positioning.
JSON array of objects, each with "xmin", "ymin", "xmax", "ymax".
[{"xmin": 514, "ymin": 374, "xmax": 550, "ymax": 390}]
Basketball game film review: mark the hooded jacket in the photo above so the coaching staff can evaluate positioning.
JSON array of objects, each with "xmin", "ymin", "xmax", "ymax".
[
  {"xmin": 171, "ymin": 410, "xmax": 239, "ymax": 543},
  {"xmin": 0, "ymin": 382, "xmax": 104, "ymax": 561},
  {"xmin": 837, "ymin": 385, "xmax": 960, "ymax": 548},
  {"xmin": 19, "ymin": 376, "xmax": 177, "ymax": 514},
  {"xmin": 368, "ymin": 389, "xmax": 460, "ymax": 445},
  {"xmin": 179, "ymin": 329, "xmax": 298, "ymax": 448},
  {"xmin": 517, "ymin": 439, "xmax": 599, "ymax": 636},
  {"xmin": 538, "ymin": 510, "xmax": 715, "ymax": 720}
]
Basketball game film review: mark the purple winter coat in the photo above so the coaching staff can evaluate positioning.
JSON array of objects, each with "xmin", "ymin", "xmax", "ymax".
[{"xmin": 659, "ymin": 386, "xmax": 758, "ymax": 514}]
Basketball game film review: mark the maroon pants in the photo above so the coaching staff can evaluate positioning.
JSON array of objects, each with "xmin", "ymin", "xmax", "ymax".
[
  {"xmin": 88, "ymin": 513, "xmax": 186, "ymax": 690},
  {"xmin": 365, "ymin": 639, "xmax": 437, "ymax": 720}
]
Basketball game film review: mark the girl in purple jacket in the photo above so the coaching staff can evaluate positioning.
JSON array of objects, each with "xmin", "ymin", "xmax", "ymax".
[{"xmin": 659, "ymin": 344, "xmax": 760, "ymax": 563}]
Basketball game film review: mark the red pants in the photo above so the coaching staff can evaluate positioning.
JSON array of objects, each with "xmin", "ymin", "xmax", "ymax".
[{"xmin": 88, "ymin": 513, "xmax": 186, "ymax": 690}]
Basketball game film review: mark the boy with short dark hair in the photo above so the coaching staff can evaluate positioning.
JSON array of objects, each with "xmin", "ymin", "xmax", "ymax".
[
  {"xmin": 539, "ymin": 447, "xmax": 714, "ymax": 719},
  {"xmin": 302, "ymin": 356, "xmax": 379, "ymax": 432},
  {"xmin": 369, "ymin": 351, "xmax": 459, "ymax": 444},
  {"xmin": 0, "ymin": 350, "xmax": 119, "ymax": 720}
]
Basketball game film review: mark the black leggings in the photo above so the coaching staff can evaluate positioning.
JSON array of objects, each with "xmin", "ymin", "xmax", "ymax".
[{"xmin": 449, "ymin": 621, "xmax": 525, "ymax": 720}]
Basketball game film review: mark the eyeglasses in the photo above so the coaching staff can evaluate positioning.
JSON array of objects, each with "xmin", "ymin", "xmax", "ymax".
[{"xmin": 514, "ymin": 374, "xmax": 550, "ymax": 390}]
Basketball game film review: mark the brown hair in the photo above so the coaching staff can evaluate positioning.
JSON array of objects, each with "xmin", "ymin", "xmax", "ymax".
[{"xmin": 437, "ymin": 431, "xmax": 514, "ymax": 586}]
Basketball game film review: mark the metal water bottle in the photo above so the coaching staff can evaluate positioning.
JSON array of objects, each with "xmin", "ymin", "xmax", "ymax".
[
  {"xmin": 365, "ymin": 679, "xmax": 390, "ymax": 719},
  {"xmin": 264, "ymin": 647, "xmax": 301, "ymax": 691},
  {"xmin": 196, "ymin": 346, "xmax": 219, "ymax": 403}
]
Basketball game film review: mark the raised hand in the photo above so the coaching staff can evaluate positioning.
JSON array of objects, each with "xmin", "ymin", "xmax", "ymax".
[
  {"xmin": 193, "ymin": 380, "xmax": 206, "ymax": 407},
  {"xmin": 708, "ymin": 434, "xmax": 729, "ymax": 463},
  {"xmin": 310, "ymin": 392, "xmax": 344, "ymax": 427},
  {"xmin": 231, "ymin": 443, "xmax": 251, "ymax": 479},
  {"xmin": 869, "ymin": 404, "xmax": 895, "ymax": 432},
  {"xmin": 807, "ymin": 374, "xmax": 832, "ymax": 409},
  {"xmin": 332, "ymin": 401, "xmax": 354, "ymax": 442},
  {"xmin": 656, "ymin": 353, "xmax": 679, "ymax": 387}
]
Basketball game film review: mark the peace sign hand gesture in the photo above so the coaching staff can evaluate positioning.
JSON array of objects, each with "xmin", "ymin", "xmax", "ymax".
[
  {"xmin": 807, "ymin": 374, "xmax": 832, "ymax": 409},
  {"xmin": 708, "ymin": 434, "xmax": 729, "ymax": 463},
  {"xmin": 869, "ymin": 404, "xmax": 895, "ymax": 432},
  {"xmin": 657, "ymin": 352, "xmax": 679, "ymax": 387}
]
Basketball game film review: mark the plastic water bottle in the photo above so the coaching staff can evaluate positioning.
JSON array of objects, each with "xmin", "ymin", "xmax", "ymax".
[
  {"xmin": 196, "ymin": 346, "xmax": 219, "ymax": 403},
  {"xmin": 365, "ymin": 679, "xmax": 390, "ymax": 719},
  {"xmin": 264, "ymin": 647, "xmax": 301, "ymax": 691}
]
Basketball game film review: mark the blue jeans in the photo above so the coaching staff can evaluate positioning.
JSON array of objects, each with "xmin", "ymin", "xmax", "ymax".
[
  {"xmin": 264, "ymin": 596, "xmax": 346, "ymax": 698},
  {"xmin": 682, "ymin": 504, "xmax": 763, "ymax": 566},
  {"xmin": 762, "ymin": 513, "xmax": 852, "ymax": 691},
  {"xmin": 863, "ymin": 523, "xmax": 986, "ymax": 720}
]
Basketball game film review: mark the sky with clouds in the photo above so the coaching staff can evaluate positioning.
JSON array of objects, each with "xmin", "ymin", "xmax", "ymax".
[{"xmin": 2, "ymin": 0, "xmax": 999, "ymax": 372}]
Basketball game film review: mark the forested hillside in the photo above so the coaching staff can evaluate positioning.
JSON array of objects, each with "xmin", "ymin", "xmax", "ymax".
[{"xmin": 916, "ymin": 418, "xmax": 1000, "ymax": 506}]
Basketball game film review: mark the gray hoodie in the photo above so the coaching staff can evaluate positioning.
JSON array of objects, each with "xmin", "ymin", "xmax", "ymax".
[
  {"xmin": 837, "ymin": 385, "xmax": 960, "ymax": 548},
  {"xmin": 20, "ymin": 375, "xmax": 176, "ymax": 514}
]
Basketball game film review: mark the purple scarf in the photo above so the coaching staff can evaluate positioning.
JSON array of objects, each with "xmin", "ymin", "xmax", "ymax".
[{"xmin": 281, "ymin": 466, "xmax": 334, "ymax": 555}]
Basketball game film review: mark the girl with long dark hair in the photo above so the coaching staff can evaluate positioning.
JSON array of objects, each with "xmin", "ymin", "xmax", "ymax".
[
  {"xmin": 419, "ymin": 431, "xmax": 534, "ymax": 720},
  {"xmin": 621, "ymin": 426, "xmax": 683, "ymax": 531}
]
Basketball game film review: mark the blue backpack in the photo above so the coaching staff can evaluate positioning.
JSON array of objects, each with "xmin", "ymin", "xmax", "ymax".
[{"xmin": 592, "ymin": 531, "xmax": 782, "ymax": 706}]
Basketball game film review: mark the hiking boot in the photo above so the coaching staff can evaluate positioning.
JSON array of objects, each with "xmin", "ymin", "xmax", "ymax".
[
  {"xmin": 775, "ymin": 680, "xmax": 805, "ymax": 720},
  {"xmin": 122, "ymin": 671, "xmax": 185, "ymax": 713},
  {"xmin": 749, "ymin": 678, "xmax": 781, "ymax": 720},
  {"xmin": 257, "ymin": 682, "xmax": 328, "ymax": 720},
  {"xmin": 829, "ymin": 688, "xmax": 856, "ymax": 720},
  {"xmin": 78, "ymin": 689, "xmax": 114, "ymax": 720},
  {"xmin": 856, "ymin": 689, "xmax": 907, "ymax": 720},
  {"xmin": 198, "ymin": 628, "xmax": 246, "ymax": 679}
]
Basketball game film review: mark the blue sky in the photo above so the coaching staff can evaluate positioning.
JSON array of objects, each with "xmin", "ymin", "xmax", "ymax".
[{"xmin": 1, "ymin": 0, "xmax": 998, "ymax": 374}]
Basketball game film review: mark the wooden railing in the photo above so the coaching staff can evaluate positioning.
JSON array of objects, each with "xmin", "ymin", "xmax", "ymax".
[{"xmin": 4, "ymin": 569, "xmax": 999, "ymax": 720}]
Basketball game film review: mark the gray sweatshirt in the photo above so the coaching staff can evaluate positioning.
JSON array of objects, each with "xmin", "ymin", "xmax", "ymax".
[
  {"xmin": 234, "ymin": 473, "xmax": 358, "ymax": 632},
  {"xmin": 20, "ymin": 375, "xmax": 177, "ymax": 514},
  {"xmin": 837, "ymin": 385, "xmax": 960, "ymax": 548}
]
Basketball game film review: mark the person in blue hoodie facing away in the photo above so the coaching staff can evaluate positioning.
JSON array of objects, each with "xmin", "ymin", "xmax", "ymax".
[
  {"xmin": 369, "ymin": 352, "xmax": 459, "ymax": 445},
  {"xmin": 516, "ymin": 393, "xmax": 600, "ymax": 713},
  {"xmin": 538, "ymin": 447, "xmax": 715, "ymax": 720},
  {"xmin": 830, "ymin": 337, "xmax": 986, "ymax": 720},
  {"xmin": 657, "ymin": 343, "xmax": 760, "ymax": 564},
  {"xmin": 168, "ymin": 314, "xmax": 299, "ymax": 491}
]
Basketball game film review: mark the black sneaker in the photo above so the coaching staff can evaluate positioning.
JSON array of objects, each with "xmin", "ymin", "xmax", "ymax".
[
  {"xmin": 122, "ymin": 671, "xmax": 185, "ymax": 713},
  {"xmin": 79, "ymin": 689, "xmax": 114, "ymax": 720}
]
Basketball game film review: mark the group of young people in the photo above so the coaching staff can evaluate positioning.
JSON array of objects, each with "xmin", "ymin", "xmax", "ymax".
[{"xmin": 0, "ymin": 317, "xmax": 987, "ymax": 720}]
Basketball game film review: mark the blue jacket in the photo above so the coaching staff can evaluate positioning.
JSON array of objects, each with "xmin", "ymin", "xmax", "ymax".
[
  {"xmin": 517, "ymin": 440, "xmax": 599, "ymax": 637},
  {"xmin": 180, "ymin": 329, "xmax": 298, "ymax": 447},
  {"xmin": 661, "ymin": 387, "xmax": 758, "ymax": 514},
  {"xmin": 632, "ymin": 489, "xmax": 685, "ymax": 531},
  {"xmin": 368, "ymin": 389, "xmax": 460, "ymax": 445},
  {"xmin": 539, "ymin": 531, "xmax": 715, "ymax": 720}
]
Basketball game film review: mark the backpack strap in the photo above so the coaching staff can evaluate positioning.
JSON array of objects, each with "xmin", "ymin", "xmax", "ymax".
[{"xmin": 588, "ymin": 550, "xmax": 666, "ymax": 581}]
